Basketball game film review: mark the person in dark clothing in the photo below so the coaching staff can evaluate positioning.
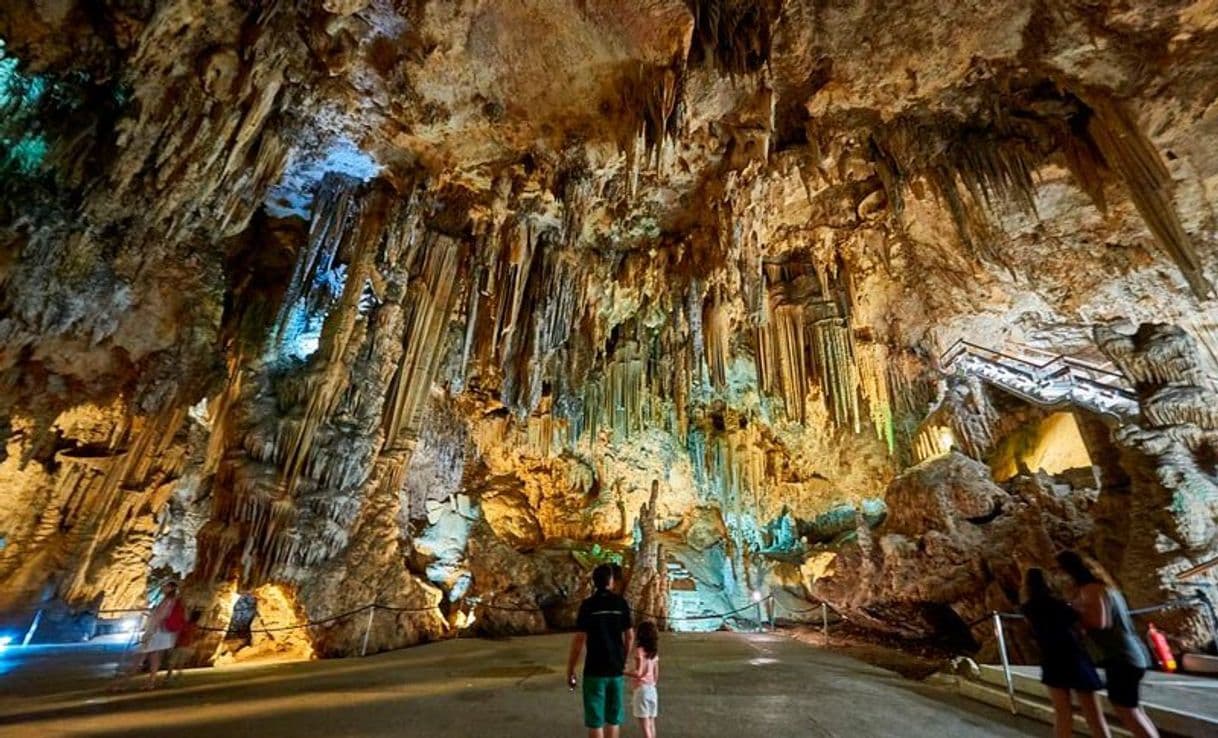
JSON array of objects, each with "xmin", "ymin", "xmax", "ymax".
[
  {"xmin": 568, "ymin": 563, "xmax": 634, "ymax": 738},
  {"xmin": 1021, "ymin": 568, "xmax": 1111, "ymax": 738},
  {"xmin": 1057, "ymin": 550, "xmax": 1160, "ymax": 738}
]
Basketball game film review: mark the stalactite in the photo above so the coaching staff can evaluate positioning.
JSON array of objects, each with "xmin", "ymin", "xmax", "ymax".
[
  {"xmin": 271, "ymin": 174, "xmax": 362, "ymax": 348},
  {"xmin": 688, "ymin": 0, "xmax": 780, "ymax": 75},
  {"xmin": 856, "ymin": 341, "xmax": 894, "ymax": 452},
  {"xmin": 501, "ymin": 232, "xmax": 584, "ymax": 416},
  {"xmin": 1080, "ymin": 95, "xmax": 1212, "ymax": 298},
  {"xmin": 871, "ymin": 118, "xmax": 1042, "ymax": 266},
  {"xmin": 383, "ymin": 232, "xmax": 465, "ymax": 447},
  {"xmin": 621, "ymin": 57, "xmax": 685, "ymax": 174},
  {"xmin": 602, "ymin": 339, "xmax": 649, "ymax": 440},
  {"xmin": 1096, "ymin": 323, "xmax": 1206, "ymax": 388},
  {"xmin": 811, "ymin": 318, "xmax": 861, "ymax": 433},
  {"xmin": 280, "ymin": 186, "xmax": 390, "ymax": 493},
  {"xmin": 755, "ymin": 303, "xmax": 808, "ymax": 422},
  {"xmin": 702, "ymin": 288, "xmax": 733, "ymax": 391}
]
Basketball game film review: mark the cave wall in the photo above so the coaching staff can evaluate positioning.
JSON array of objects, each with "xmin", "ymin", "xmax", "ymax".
[{"xmin": 1, "ymin": 0, "xmax": 1217, "ymax": 655}]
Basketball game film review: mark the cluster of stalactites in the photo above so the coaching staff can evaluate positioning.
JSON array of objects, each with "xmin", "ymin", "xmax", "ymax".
[
  {"xmin": 1095, "ymin": 323, "xmax": 1208, "ymax": 389},
  {"xmin": 1095, "ymin": 323, "xmax": 1218, "ymax": 432},
  {"xmin": 458, "ymin": 214, "xmax": 585, "ymax": 419},
  {"xmin": 915, "ymin": 375, "xmax": 998, "ymax": 462},
  {"xmin": 688, "ymin": 0, "xmax": 780, "ymax": 76},
  {"xmin": 750, "ymin": 256, "xmax": 899, "ymax": 448},
  {"xmin": 200, "ymin": 175, "xmax": 472, "ymax": 584},
  {"xmin": 383, "ymin": 230, "xmax": 465, "ymax": 450},
  {"xmin": 270, "ymin": 173, "xmax": 363, "ymax": 351},
  {"xmin": 856, "ymin": 342, "xmax": 895, "ymax": 452},
  {"xmin": 43, "ymin": 405, "xmax": 188, "ymax": 604},
  {"xmin": 871, "ymin": 91, "xmax": 1211, "ymax": 298}
]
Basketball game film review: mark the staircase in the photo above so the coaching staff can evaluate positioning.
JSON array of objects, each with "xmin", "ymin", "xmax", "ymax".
[
  {"xmin": 939, "ymin": 339, "xmax": 1139, "ymax": 421},
  {"xmin": 933, "ymin": 664, "xmax": 1218, "ymax": 737},
  {"xmin": 665, "ymin": 559, "xmax": 724, "ymax": 633}
]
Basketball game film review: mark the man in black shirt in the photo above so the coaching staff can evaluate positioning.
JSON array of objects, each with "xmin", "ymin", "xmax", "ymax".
[{"xmin": 567, "ymin": 563, "xmax": 634, "ymax": 737}]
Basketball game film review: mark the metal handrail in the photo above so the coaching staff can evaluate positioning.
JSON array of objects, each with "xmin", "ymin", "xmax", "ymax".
[
  {"xmin": 1178, "ymin": 556, "xmax": 1218, "ymax": 581},
  {"xmin": 985, "ymin": 591, "xmax": 1217, "ymax": 715},
  {"xmin": 937, "ymin": 338, "xmax": 1139, "ymax": 422},
  {"xmin": 939, "ymin": 338, "xmax": 1128, "ymax": 381}
]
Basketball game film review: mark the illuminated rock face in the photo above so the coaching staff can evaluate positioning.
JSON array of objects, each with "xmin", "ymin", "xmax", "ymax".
[{"xmin": 2, "ymin": 1, "xmax": 1218, "ymax": 656}]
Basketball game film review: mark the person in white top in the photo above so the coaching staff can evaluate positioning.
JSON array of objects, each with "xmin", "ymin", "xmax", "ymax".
[{"xmin": 625, "ymin": 620, "xmax": 660, "ymax": 738}]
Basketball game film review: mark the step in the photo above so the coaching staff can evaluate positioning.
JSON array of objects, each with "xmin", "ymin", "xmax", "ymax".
[
  {"xmin": 975, "ymin": 665, "xmax": 1218, "ymax": 738},
  {"xmin": 1181, "ymin": 653, "xmax": 1218, "ymax": 675},
  {"xmin": 929, "ymin": 673, "xmax": 1133, "ymax": 737}
]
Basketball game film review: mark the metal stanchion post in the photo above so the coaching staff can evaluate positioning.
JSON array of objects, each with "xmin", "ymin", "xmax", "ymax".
[
  {"xmin": 360, "ymin": 605, "xmax": 376, "ymax": 657},
  {"xmin": 821, "ymin": 603, "xmax": 828, "ymax": 636},
  {"xmin": 22, "ymin": 608, "xmax": 42, "ymax": 646},
  {"xmin": 993, "ymin": 612, "xmax": 1017, "ymax": 715}
]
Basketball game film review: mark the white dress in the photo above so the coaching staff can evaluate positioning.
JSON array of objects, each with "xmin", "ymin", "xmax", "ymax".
[
  {"xmin": 141, "ymin": 629, "xmax": 177, "ymax": 652},
  {"xmin": 140, "ymin": 598, "xmax": 179, "ymax": 652}
]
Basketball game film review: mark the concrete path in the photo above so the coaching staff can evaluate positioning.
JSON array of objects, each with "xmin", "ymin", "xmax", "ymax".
[{"xmin": 0, "ymin": 632, "xmax": 1047, "ymax": 737}]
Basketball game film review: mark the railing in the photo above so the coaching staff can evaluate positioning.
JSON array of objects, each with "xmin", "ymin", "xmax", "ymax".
[
  {"xmin": 983, "ymin": 589, "xmax": 1218, "ymax": 714},
  {"xmin": 3, "ymin": 593, "xmax": 802, "ymax": 658},
  {"xmin": 1178, "ymin": 556, "xmax": 1218, "ymax": 581},
  {"xmin": 940, "ymin": 339, "xmax": 1127, "ymax": 382},
  {"xmin": 938, "ymin": 338, "xmax": 1139, "ymax": 421}
]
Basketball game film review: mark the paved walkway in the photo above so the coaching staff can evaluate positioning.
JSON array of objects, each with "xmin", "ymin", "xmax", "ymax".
[{"xmin": 0, "ymin": 632, "xmax": 1047, "ymax": 737}]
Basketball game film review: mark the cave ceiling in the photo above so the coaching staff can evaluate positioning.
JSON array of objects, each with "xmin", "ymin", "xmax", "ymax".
[{"xmin": 1, "ymin": 0, "xmax": 1217, "ymax": 648}]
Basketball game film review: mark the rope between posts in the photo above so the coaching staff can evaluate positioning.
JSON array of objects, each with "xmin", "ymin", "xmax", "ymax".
[
  {"xmin": 477, "ymin": 596, "xmax": 774, "ymax": 622},
  {"xmin": 637, "ymin": 597, "xmax": 773, "ymax": 622},
  {"xmin": 21, "ymin": 592, "xmax": 857, "ymax": 639}
]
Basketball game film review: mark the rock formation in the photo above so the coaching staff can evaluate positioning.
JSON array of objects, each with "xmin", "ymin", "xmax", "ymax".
[{"xmin": 1, "ymin": 1, "xmax": 1217, "ymax": 659}]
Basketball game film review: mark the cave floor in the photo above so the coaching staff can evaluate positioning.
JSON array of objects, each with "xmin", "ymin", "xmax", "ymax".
[{"xmin": 0, "ymin": 631, "xmax": 1048, "ymax": 737}]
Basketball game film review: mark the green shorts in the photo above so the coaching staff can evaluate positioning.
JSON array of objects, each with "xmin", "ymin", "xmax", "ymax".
[{"xmin": 582, "ymin": 675, "xmax": 625, "ymax": 728}]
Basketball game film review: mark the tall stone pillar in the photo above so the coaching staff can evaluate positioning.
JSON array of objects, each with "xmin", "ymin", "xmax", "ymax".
[{"xmin": 1095, "ymin": 323, "xmax": 1218, "ymax": 649}]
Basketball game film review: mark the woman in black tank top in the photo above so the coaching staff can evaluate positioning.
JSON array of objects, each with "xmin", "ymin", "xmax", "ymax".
[{"xmin": 1020, "ymin": 568, "xmax": 1110, "ymax": 738}]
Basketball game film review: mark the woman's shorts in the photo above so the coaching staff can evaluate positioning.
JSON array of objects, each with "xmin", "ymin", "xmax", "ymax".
[
  {"xmin": 1104, "ymin": 663, "xmax": 1146, "ymax": 708},
  {"xmin": 632, "ymin": 684, "xmax": 658, "ymax": 718}
]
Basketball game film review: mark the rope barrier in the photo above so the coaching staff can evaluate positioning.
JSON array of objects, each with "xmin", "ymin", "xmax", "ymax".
[
  {"xmin": 636, "ymin": 597, "xmax": 772, "ymax": 623},
  {"xmin": 13, "ymin": 592, "xmax": 1209, "ymax": 638},
  {"xmin": 191, "ymin": 601, "xmax": 446, "ymax": 635},
  {"xmin": 6, "ymin": 593, "xmax": 822, "ymax": 635}
]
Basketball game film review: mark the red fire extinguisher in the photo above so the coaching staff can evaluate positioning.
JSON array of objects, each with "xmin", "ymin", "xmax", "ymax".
[{"xmin": 1147, "ymin": 623, "xmax": 1177, "ymax": 672}]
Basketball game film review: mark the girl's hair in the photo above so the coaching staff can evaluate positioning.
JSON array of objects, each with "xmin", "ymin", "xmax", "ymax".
[
  {"xmin": 1022, "ymin": 567, "xmax": 1053, "ymax": 602},
  {"xmin": 636, "ymin": 620, "xmax": 659, "ymax": 659},
  {"xmin": 1056, "ymin": 550, "xmax": 1116, "ymax": 588}
]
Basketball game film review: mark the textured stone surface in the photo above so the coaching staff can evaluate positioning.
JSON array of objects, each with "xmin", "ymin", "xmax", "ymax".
[{"xmin": 1, "ymin": 0, "xmax": 1217, "ymax": 657}]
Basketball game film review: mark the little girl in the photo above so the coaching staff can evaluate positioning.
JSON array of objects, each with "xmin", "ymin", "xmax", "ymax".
[{"xmin": 626, "ymin": 620, "xmax": 660, "ymax": 738}]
